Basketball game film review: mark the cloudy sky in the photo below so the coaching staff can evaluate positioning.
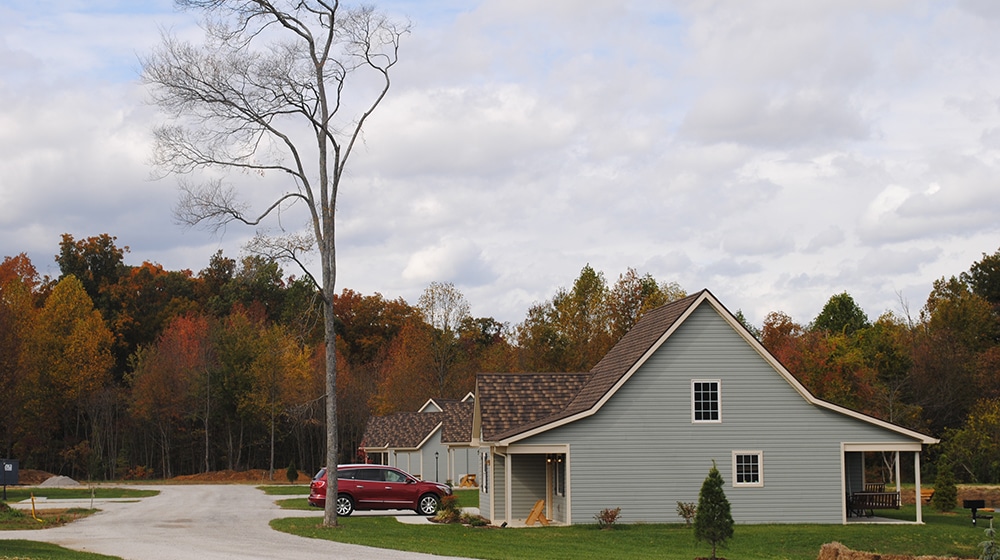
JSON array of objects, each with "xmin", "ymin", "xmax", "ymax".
[{"xmin": 2, "ymin": 0, "xmax": 1000, "ymax": 328}]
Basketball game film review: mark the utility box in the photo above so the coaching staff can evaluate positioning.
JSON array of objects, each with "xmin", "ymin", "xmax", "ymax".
[{"xmin": 1, "ymin": 459, "xmax": 18, "ymax": 486}]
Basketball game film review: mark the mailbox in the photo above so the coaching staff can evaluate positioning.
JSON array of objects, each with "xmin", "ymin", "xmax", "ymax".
[
  {"xmin": 1, "ymin": 459, "xmax": 16, "ymax": 486},
  {"xmin": 1, "ymin": 459, "xmax": 16, "ymax": 501}
]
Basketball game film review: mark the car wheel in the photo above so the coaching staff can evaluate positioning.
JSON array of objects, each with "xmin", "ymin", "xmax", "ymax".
[
  {"xmin": 335, "ymin": 494, "xmax": 354, "ymax": 517},
  {"xmin": 416, "ymin": 494, "xmax": 440, "ymax": 516}
]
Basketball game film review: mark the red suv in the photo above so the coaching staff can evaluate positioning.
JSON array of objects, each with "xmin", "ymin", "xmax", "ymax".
[{"xmin": 308, "ymin": 464, "xmax": 452, "ymax": 516}]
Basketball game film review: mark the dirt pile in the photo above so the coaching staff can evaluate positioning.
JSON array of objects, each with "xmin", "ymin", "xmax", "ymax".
[
  {"xmin": 817, "ymin": 542, "xmax": 969, "ymax": 560},
  {"xmin": 901, "ymin": 485, "xmax": 1000, "ymax": 506},
  {"xmin": 170, "ymin": 469, "xmax": 306, "ymax": 483},
  {"xmin": 15, "ymin": 469, "xmax": 55, "ymax": 485}
]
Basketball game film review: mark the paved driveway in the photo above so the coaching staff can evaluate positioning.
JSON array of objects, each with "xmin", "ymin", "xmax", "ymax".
[{"xmin": 0, "ymin": 484, "xmax": 469, "ymax": 560}]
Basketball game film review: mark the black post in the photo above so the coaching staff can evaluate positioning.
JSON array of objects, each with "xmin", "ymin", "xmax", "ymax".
[
  {"xmin": 2, "ymin": 459, "xmax": 7, "ymax": 502},
  {"xmin": 435, "ymin": 452, "xmax": 439, "ymax": 483}
]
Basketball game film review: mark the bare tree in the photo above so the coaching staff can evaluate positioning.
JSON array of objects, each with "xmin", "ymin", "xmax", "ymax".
[
  {"xmin": 418, "ymin": 281, "xmax": 470, "ymax": 394},
  {"xmin": 142, "ymin": 0, "xmax": 408, "ymax": 527}
]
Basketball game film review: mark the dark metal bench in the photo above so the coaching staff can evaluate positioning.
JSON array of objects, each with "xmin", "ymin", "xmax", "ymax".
[
  {"xmin": 964, "ymin": 499, "xmax": 994, "ymax": 526},
  {"xmin": 849, "ymin": 492, "xmax": 901, "ymax": 518}
]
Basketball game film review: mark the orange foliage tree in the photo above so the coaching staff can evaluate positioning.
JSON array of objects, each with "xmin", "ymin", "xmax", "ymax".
[
  {"xmin": 23, "ymin": 275, "xmax": 114, "ymax": 476},
  {"xmin": 129, "ymin": 312, "xmax": 212, "ymax": 478}
]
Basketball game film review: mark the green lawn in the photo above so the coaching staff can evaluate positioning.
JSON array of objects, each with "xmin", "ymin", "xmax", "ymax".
[
  {"xmin": 0, "ymin": 540, "xmax": 120, "ymax": 560},
  {"xmin": 1, "ymin": 488, "xmax": 158, "ymax": 502},
  {"xmin": 257, "ymin": 485, "xmax": 310, "ymax": 496},
  {"xmin": 452, "ymin": 489, "xmax": 478, "ymax": 509},
  {"xmin": 270, "ymin": 505, "xmax": 989, "ymax": 560}
]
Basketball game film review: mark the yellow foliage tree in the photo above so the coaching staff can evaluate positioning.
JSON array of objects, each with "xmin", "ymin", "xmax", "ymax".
[{"xmin": 25, "ymin": 275, "xmax": 114, "ymax": 475}]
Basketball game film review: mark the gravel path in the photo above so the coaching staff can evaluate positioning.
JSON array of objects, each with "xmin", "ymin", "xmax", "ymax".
[{"xmin": 0, "ymin": 485, "xmax": 470, "ymax": 560}]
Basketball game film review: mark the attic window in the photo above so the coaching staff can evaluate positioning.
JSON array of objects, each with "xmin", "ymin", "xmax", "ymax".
[{"xmin": 692, "ymin": 380, "xmax": 721, "ymax": 423}]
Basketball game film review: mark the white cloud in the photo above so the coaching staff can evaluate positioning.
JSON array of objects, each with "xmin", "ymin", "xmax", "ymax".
[
  {"xmin": 402, "ymin": 236, "xmax": 494, "ymax": 286},
  {"xmin": 3, "ymin": 0, "xmax": 1000, "ymax": 330}
]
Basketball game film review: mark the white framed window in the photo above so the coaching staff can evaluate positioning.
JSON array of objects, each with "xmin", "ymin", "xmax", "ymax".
[
  {"xmin": 733, "ymin": 451, "xmax": 763, "ymax": 487},
  {"xmin": 692, "ymin": 380, "xmax": 721, "ymax": 423},
  {"xmin": 548, "ymin": 454, "xmax": 566, "ymax": 497},
  {"xmin": 480, "ymin": 451, "xmax": 489, "ymax": 494}
]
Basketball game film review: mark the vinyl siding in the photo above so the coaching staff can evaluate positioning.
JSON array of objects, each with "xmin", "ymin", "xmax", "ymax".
[
  {"xmin": 495, "ymin": 454, "xmax": 506, "ymax": 521},
  {"xmin": 519, "ymin": 303, "xmax": 920, "ymax": 524},
  {"xmin": 478, "ymin": 449, "xmax": 491, "ymax": 520},
  {"xmin": 510, "ymin": 454, "xmax": 546, "ymax": 521},
  {"xmin": 846, "ymin": 452, "xmax": 864, "ymax": 494},
  {"xmin": 449, "ymin": 446, "xmax": 477, "ymax": 483},
  {"xmin": 390, "ymin": 429, "xmax": 448, "ymax": 483}
]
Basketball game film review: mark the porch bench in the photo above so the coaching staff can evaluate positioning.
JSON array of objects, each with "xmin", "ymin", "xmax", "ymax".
[
  {"xmin": 921, "ymin": 488, "xmax": 934, "ymax": 504},
  {"xmin": 849, "ymin": 491, "xmax": 901, "ymax": 518}
]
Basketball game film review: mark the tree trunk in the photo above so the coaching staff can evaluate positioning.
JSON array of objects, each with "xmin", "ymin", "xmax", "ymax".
[{"xmin": 322, "ymin": 287, "xmax": 338, "ymax": 527}]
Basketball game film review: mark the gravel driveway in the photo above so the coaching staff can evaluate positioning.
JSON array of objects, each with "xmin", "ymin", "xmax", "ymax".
[{"xmin": 0, "ymin": 484, "xmax": 470, "ymax": 560}]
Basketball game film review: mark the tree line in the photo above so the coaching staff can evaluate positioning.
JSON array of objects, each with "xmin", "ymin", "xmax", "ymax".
[{"xmin": 2, "ymin": 233, "xmax": 999, "ymax": 483}]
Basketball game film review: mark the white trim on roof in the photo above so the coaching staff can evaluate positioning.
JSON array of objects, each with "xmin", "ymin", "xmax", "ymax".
[
  {"xmin": 413, "ymin": 422, "xmax": 443, "ymax": 450},
  {"xmin": 498, "ymin": 290, "xmax": 938, "ymax": 446},
  {"xmin": 419, "ymin": 399, "xmax": 443, "ymax": 413}
]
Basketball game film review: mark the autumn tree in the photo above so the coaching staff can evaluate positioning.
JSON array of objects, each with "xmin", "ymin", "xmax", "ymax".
[
  {"xmin": 24, "ymin": 275, "xmax": 114, "ymax": 476},
  {"xmin": 0, "ymin": 254, "xmax": 43, "ymax": 460},
  {"xmin": 107, "ymin": 261, "xmax": 200, "ymax": 382},
  {"xmin": 759, "ymin": 311, "xmax": 805, "ymax": 370},
  {"xmin": 246, "ymin": 323, "xmax": 311, "ymax": 479},
  {"xmin": 457, "ymin": 316, "xmax": 516, "ymax": 377},
  {"xmin": 56, "ymin": 233, "xmax": 128, "ymax": 312},
  {"xmin": 516, "ymin": 301, "xmax": 572, "ymax": 372},
  {"xmin": 555, "ymin": 265, "xmax": 612, "ymax": 370},
  {"xmin": 129, "ymin": 312, "xmax": 212, "ymax": 478},
  {"xmin": 812, "ymin": 292, "xmax": 871, "ymax": 336},
  {"xmin": 516, "ymin": 265, "xmax": 611, "ymax": 372},
  {"xmin": 517, "ymin": 266, "xmax": 684, "ymax": 372},
  {"xmin": 418, "ymin": 282, "xmax": 471, "ymax": 395},
  {"xmin": 143, "ymin": 0, "xmax": 408, "ymax": 528},
  {"xmin": 912, "ymin": 277, "xmax": 995, "ymax": 432},
  {"xmin": 963, "ymin": 247, "xmax": 1000, "ymax": 315},
  {"xmin": 941, "ymin": 398, "xmax": 1000, "ymax": 482},
  {"xmin": 856, "ymin": 312, "xmax": 923, "ymax": 430},
  {"xmin": 333, "ymin": 289, "xmax": 419, "ymax": 456},
  {"xmin": 607, "ymin": 268, "xmax": 685, "ymax": 341},
  {"xmin": 373, "ymin": 321, "xmax": 436, "ymax": 414}
]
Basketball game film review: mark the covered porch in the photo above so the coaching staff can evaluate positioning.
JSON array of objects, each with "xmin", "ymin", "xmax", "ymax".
[
  {"xmin": 842, "ymin": 442, "xmax": 928, "ymax": 524},
  {"xmin": 490, "ymin": 444, "xmax": 570, "ymax": 526}
]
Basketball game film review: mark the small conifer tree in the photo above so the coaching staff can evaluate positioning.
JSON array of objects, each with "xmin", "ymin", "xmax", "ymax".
[
  {"xmin": 286, "ymin": 462, "xmax": 299, "ymax": 484},
  {"xmin": 931, "ymin": 458, "xmax": 958, "ymax": 513},
  {"xmin": 694, "ymin": 461, "xmax": 734, "ymax": 560}
]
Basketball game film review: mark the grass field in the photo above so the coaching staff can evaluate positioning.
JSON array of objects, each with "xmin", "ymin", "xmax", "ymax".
[
  {"xmin": 0, "ymin": 540, "xmax": 120, "ymax": 560},
  {"xmin": 1, "ymin": 488, "xmax": 159, "ymax": 502},
  {"xmin": 271, "ymin": 504, "xmax": 991, "ymax": 560}
]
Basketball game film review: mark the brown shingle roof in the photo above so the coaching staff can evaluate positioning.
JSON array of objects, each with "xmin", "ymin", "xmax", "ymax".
[
  {"xmin": 437, "ymin": 399, "xmax": 474, "ymax": 444},
  {"xmin": 490, "ymin": 291, "xmax": 705, "ymax": 441},
  {"xmin": 362, "ymin": 411, "xmax": 442, "ymax": 449},
  {"xmin": 478, "ymin": 372, "xmax": 590, "ymax": 442}
]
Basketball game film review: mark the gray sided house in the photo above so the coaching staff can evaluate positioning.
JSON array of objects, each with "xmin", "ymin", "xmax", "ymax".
[
  {"xmin": 472, "ymin": 290, "xmax": 938, "ymax": 526},
  {"xmin": 361, "ymin": 394, "xmax": 476, "ymax": 485}
]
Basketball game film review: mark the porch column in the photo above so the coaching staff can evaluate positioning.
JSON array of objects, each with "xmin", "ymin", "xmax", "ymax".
[
  {"xmin": 914, "ymin": 452, "xmax": 923, "ymax": 524},
  {"xmin": 894, "ymin": 451, "xmax": 901, "ymax": 493}
]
